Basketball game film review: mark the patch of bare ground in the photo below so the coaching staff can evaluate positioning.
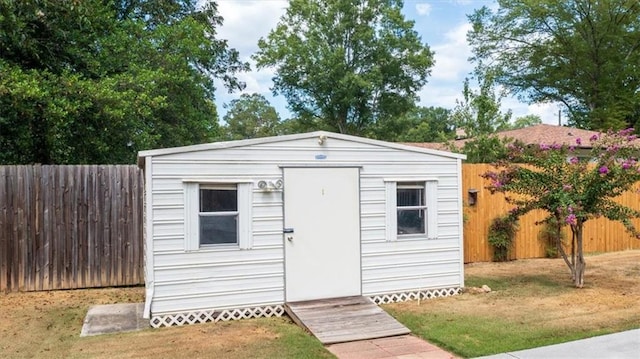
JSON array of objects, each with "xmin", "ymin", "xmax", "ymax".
[
  {"xmin": 71, "ymin": 319, "xmax": 281, "ymax": 359},
  {"xmin": 390, "ymin": 250, "xmax": 640, "ymax": 332},
  {"xmin": 0, "ymin": 287, "xmax": 330, "ymax": 359}
]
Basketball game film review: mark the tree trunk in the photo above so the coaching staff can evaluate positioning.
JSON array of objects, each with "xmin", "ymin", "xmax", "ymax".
[
  {"xmin": 570, "ymin": 228, "xmax": 576, "ymax": 280},
  {"xmin": 555, "ymin": 215, "xmax": 573, "ymax": 275},
  {"xmin": 574, "ymin": 224, "xmax": 585, "ymax": 288}
]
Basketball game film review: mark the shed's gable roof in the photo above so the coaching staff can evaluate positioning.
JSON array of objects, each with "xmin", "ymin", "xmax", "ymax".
[{"xmin": 137, "ymin": 131, "xmax": 466, "ymax": 166}]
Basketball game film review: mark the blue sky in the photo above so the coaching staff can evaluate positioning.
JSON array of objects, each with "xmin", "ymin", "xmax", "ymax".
[{"xmin": 214, "ymin": 0, "xmax": 560, "ymax": 125}]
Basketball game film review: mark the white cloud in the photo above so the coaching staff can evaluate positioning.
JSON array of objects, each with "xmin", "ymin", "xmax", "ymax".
[
  {"xmin": 216, "ymin": 0, "xmax": 288, "ymax": 59},
  {"xmin": 416, "ymin": 21, "xmax": 472, "ymax": 109},
  {"xmin": 415, "ymin": 3, "xmax": 432, "ymax": 16},
  {"xmin": 430, "ymin": 22, "xmax": 473, "ymax": 81},
  {"xmin": 214, "ymin": 0, "xmax": 289, "ymax": 118}
]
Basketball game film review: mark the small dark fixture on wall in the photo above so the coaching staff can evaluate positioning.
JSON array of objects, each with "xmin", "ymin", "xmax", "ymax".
[{"xmin": 468, "ymin": 189, "xmax": 479, "ymax": 206}]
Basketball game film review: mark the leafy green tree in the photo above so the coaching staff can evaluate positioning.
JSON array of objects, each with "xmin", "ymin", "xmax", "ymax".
[
  {"xmin": 277, "ymin": 117, "xmax": 333, "ymax": 135},
  {"xmin": 369, "ymin": 106, "xmax": 454, "ymax": 142},
  {"xmin": 483, "ymin": 129, "xmax": 640, "ymax": 287},
  {"xmin": 222, "ymin": 94, "xmax": 281, "ymax": 140},
  {"xmin": 0, "ymin": 1, "xmax": 248, "ymax": 164},
  {"xmin": 468, "ymin": 0, "xmax": 640, "ymax": 131},
  {"xmin": 457, "ymin": 135, "xmax": 513, "ymax": 163},
  {"xmin": 512, "ymin": 114, "xmax": 542, "ymax": 129},
  {"xmin": 450, "ymin": 75, "xmax": 512, "ymax": 137},
  {"xmin": 254, "ymin": 0, "xmax": 434, "ymax": 135}
]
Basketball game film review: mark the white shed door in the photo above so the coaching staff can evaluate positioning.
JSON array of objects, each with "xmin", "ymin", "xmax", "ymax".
[{"xmin": 284, "ymin": 167, "xmax": 361, "ymax": 302}]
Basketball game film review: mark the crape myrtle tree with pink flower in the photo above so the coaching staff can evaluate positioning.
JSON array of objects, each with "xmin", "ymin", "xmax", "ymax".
[{"xmin": 483, "ymin": 129, "xmax": 640, "ymax": 287}]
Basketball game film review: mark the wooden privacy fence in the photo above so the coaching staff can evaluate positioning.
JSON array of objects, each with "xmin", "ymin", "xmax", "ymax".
[
  {"xmin": 0, "ymin": 165, "xmax": 144, "ymax": 292},
  {"xmin": 462, "ymin": 163, "xmax": 640, "ymax": 263}
]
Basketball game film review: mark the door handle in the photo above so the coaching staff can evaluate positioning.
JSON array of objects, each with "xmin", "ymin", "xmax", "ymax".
[{"xmin": 284, "ymin": 228, "xmax": 294, "ymax": 242}]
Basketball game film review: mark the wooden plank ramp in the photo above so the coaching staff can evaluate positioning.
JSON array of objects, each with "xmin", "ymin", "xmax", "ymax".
[{"xmin": 285, "ymin": 296, "xmax": 410, "ymax": 345}]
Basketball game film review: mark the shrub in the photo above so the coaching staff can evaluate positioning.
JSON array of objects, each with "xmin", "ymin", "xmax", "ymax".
[{"xmin": 488, "ymin": 215, "xmax": 519, "ymax": 261}]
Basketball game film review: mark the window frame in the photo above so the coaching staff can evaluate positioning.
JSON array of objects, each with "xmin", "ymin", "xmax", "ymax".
[
  {"xmin": 184, "ymin": 180, "xmax": 253, "ymax": 251},
  {"xmin": 396, "ymin": 182, "xmax": 428, "ymax": 236},
  {"xmin": 198, "ymin": 185, "xmax": 239, "ymax": 246},
  {"xmin": 385, "ymin": 178, "xmax": 438, "ymax": 241}
]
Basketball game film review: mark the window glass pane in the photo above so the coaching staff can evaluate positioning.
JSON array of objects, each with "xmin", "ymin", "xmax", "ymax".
[
  {"xmin": 200, "ymin": 215, "xmax": 238, "ymax": 245},
  {"xmin": 397, "ymin": 209, "xmax": 426, "ymax": 234},
  {"xmin": 397, "ymin": 187, "xmax": 424, "ymax": 207},
  {"xmin": 200, "ymin": 188, "xmax": 237, "ymax": 212}
]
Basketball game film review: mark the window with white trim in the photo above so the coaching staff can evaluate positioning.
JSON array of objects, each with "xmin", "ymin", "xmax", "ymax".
[
  {"xmin": 199, "ymin": 186, "xmax": 238, "ymax": 245},
  {"xmin": 385, "ymin": 179, "xmax": 438, "ymax": 241},
  {"xmin": 397, "ymin": 182, "xmax": 426, "ymax": 235},
  {"xmin": 184, "ymin": 182, "xmax": 252, "ymax": 250}
]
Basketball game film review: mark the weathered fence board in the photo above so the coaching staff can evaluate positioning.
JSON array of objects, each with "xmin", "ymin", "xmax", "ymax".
[
  {"xmin": 0, "ymin": 165, "xmax": 144, "ymax": 292},
  {"xmin": 462, "ymin": 163, "xmax": 640, "ymax": 263}
]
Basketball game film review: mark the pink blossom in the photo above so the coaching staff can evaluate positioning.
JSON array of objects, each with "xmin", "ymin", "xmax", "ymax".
[
  {"xmin": 619, "ymin": 128, "xmax": 635, "ymax": 136},
  {"xmin": 622, "ymin": 161, "xmax": 632, "ymax": 170},
  {"xmin": 566, "ymin": 214, "xmax": 577, "ymax": 225},
  {"xmin": 590, "ymin": 134, "xmax": 599, "ymax": 141},
  {"xmin": 575, "ymin": 138, "xmax": 582, "ymax": 145},
  {"xmin": 539, "ymin": 144, "xmax": 550, "ymax": 150},
  {"xmin": 599, "ymin": 166, "xmax": 609, "ymax": 174},
  {"xmin": 569, "ymin": 157, "xmax": 579, "ymax": 164},
  {"xmin": 569, "ymin": 146, "xmax": 576, "ymax": 152},
  {"xmin": 551, "ymin": 143, "xmax": 562, "ymax": 150}
]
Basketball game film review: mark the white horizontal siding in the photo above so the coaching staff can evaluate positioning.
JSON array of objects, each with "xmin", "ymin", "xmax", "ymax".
[
  {"xmin": 147, "ymin": 135, "xmax": 463, "ymax": 317},
  {"xmin": 152, "ymin": 290, "xmax": 283, "ymax": 315}
]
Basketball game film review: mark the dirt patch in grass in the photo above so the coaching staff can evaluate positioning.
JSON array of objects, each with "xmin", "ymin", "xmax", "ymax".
[
  {"xmin": 386, "ymin": 250, "xmax": 640, "ymax": 357},
  {"xmin": 0, "ymin": 287, "xmax": 331, "ymax": 359}
]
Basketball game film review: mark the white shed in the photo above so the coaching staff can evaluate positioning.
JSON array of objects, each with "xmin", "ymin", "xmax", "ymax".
[{"xmin": 138, "ymin": 131, "xmax": 466, "ymax": 328}]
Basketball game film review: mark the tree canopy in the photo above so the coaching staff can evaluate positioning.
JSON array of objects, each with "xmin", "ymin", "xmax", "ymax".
[
  {"xmin": 450, "ymin": 75, "xmax": 513, "ymax": 138},
  {"xmin": 222, "ymin": 93, "xmax": 281, "ymax": 140},
  {"xmin": 512, "ymin": 114, "xmax": 542, "ymax": 130},
  {"xmin": 369, "ymin": 106, "xmax": 454, "ymax": 142},
  {"xmin": 0, "ymin": 0, "xmax": 247, "ymax": 164},
  {"xmin": 468, "ymin": 0, "xmax": 640, "ymax": 131},
  {"xmin": 254, "ymin": 0, "xmax": 434, "ymax": 135}
]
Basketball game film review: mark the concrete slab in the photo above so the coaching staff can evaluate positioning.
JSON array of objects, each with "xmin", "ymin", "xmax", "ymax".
[
  {"xmin": 475, "ymin": 329, "xmax": 640, "ymax": 359},
  {"xmin": 80, "ymin": 302, "xmax": 148, "ymax": 337}
]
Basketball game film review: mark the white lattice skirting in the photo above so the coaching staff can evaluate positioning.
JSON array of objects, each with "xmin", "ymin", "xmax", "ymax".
[
  {"xmin": 370, "ymin": 287, "xmax": 461, "ymax": 305},
  {"xmin": 150, "ymin": 305, "xmax": 285, "ymax": 328}
]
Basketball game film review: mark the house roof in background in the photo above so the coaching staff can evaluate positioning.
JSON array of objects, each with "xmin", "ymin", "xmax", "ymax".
[{"xmin": 405, "ymin": 124, "xmax": 603, "ymax": 151}]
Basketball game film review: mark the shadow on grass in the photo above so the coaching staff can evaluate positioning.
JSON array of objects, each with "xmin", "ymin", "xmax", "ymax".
[{"xmin": 466, "ymin": 274, "xmax": 569, "ymax": 296}]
